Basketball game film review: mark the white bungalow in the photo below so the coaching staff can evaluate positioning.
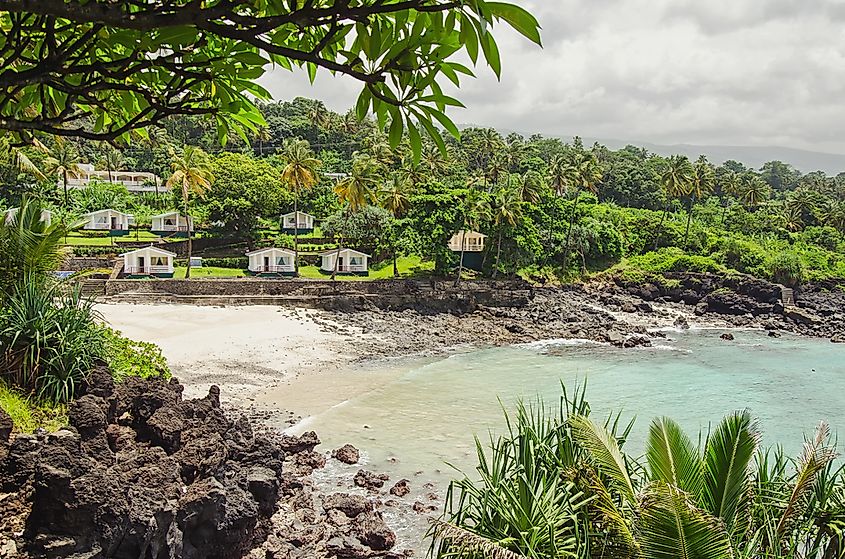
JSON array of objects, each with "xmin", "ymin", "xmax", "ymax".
[
  {"xmin": 151, "ymin": 211, "xmax": 192, "ymax": 234},
  {"xmin": 83, "ymin": 209, "xmax": 133, "ymax": 234},
  {"xmin": 246, "ymin": 247, "xmax": 297, "ymax": 275},
  {"xmin": 121, "ymin": 246, "xmax": 175, "ymax": 277},
  {"xmin": 65, "ymin": 163, "xmax": 166, "ymax": 194},
  {"xmin": 320, "ymin": 248, "xmax": 370, "ymax": 275},
  {"xmin": 281, "ymin": 211, "xmax": 316, "ymax": 233},
  {"xmin": 4, "ymin": 207, "xmax": 52, "ymax": 225},
  {"xmin": 448, "ymin": 230, "xmax": 487, "ymax": 252}
]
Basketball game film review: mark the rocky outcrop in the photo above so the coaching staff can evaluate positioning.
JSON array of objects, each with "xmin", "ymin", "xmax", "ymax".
[
  {"xmin": 0, "ymin": 408, "xmax": 11, "ymax": 443},
  {"xmin": 354, "ymin": 470, "xmax": 390, "ymax": 491},
  {"xmin": 0, "ymin": 375, "xmax": 397, "ymax": 559},
  {"xmin": 332, "ymin": 444, "xmax": 360, "ymax": 465}
]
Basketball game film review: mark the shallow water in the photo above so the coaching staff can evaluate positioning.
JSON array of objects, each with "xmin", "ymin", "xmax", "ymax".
[{"xmin": 294, "ymin": 329, "xmax": 844, "ymax": 481}]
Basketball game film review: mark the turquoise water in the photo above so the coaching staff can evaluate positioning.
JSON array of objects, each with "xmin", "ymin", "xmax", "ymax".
[{"xmin": 299, "ymin": 330, "xmax": 845, "ymax": 483}]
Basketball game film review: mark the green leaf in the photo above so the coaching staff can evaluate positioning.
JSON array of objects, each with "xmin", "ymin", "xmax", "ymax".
[
  {"xmin": 637, "ymin": 482, "xmax": 734, "ymax": 559},
  {"xmin": 423, "ymin": 107, "xmax": 460, "ymax": 140},
  {"xmin": 646, "ymin": 417, "xmax": 704, "ymax": 500},
  {"xmin": 407, "ymin": 121, "xmax": 422, "ymax": 165},
  {"xmin": 568, "ymin": 414, "xmax": 636, "ymax": 503},
  {"xmin": 388, "ymin": 111, "xmax": 403, "ymax": 149},
  {"xmin": 486, "ymin": 2, "xmax": 543, "ymax": 45},
  {"xmin": 479, "ymin": 32, "xmax": 501, "ymax": 78},
  {"xmin": 702, "ymin": 410, "xmax": 759, "ymax": 534}
]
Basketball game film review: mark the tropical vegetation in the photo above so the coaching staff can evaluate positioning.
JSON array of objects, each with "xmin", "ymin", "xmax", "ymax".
[{"xmin": 431, "ymin": 385, "xmax": 845, "ymax": 559}]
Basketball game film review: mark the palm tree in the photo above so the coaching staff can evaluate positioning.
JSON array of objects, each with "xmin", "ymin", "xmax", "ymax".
[
  {"xmin": 380, "ymin": 174, "xmax": 413, "ymax": 276},
  {"xmin": 253, "ymin": 126, "xmax": 271, "ymax": 156},
  {"xmin": 99, "ymin": 148, "xmax": 124, "ymax": 183},
  {"xmin": 782, "ymin": 204, "xmax": 804, "ymax": 232},
  {"xmin": 719, "ymin": 170, "xmax": 742, "ymax": 226},
  {"xmin": 454, "ymin": 186, "xmax": 490, "ymax": 286},
  {"xmin": 0, "ymin": 137, "xmax": 46, "ymax": 181},
  {"xmin": 0, "ymin": 196, "xmax": 80, "ymax": 295},
  {"xmin": 787, "ymin": 187, "xmax": 818, "ymax": 225},
  {"xmin": 739, "ymin": 174, "xmax": 769, "ymax": 210},
  {"xmin": 818, "ymin": 199, "xmax": 845, "ymax": 232},
  {"xmin": 422, "ymin": 143, "xmax": 449, "ymax": 177},
  {"xmin": 333, "ymin": 155, "xmax": 380, "ymax": 280},
  {"xmin": 653, "ymin": 155, "xmax": 693, "ymax": 250},
  {"xmin": 684, "ymin": 156, "xmax": 715, "ymax": 247},
  {"xmin": 489, "ymin": 186, "xmax": 522, "ymax": 278},
  {"xmin": 279, "ymin": 139, "xmax": 321, "ymax": 274},
  {"xmin": 563, "ymin": 151, "xmax": 602, "ymax": 271},
  {"xmin": 515, "ymin": 171, "xmax": 544, "ymax": 204},
  {"xmin": 44, "ymin": 142, "xmax": 82, "ymax": 206},
  {"xmin": 166, "ymin": 147, "xmax": 214, "ymax": 279}
]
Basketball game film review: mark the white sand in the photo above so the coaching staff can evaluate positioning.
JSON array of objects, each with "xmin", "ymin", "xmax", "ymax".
[{"xmin": 96, "ymin": 304, "xmax": 356, "ymax": 403}]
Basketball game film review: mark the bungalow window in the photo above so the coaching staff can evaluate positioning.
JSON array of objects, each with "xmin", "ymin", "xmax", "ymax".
[
  {"xmin": 164, "ymin": 218, "xmax": 175, "ymax": 226},
  {"xmin": 349, "ymin": 256, "xmax": 363, "ymax": 266},
  {"xmin": 151, "ymin": 257, "xmax": 167, "ymax": 266},
  {"xmin": 276, "ymin": 256, "xmax": 288, "ymax": 266}
]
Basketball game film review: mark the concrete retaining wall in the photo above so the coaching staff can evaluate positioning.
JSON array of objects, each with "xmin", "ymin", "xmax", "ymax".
[
  {"xmin": 63, "ymin": 257, "xmax": 115, "ymax": 271},
  {"xmin": 102, "ymin": 278, "xmax": 533, "ymax": 310}
]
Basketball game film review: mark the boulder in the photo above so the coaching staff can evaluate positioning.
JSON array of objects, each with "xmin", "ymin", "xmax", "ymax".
[
  {"xmin": 278, "ymin": 431, "xmax": 321, "ymax": 455},
  {"xmin": 768, "ymin": 330, "xmax": 781, "ymax": 338},
  {"xmin": 323, "ymin": 493, "xmax": 373, "ymax": 518},
  {"xmin": 0, "ymin": 407, "xmax": 12, "ymax": 443},
  {"xmin": 720, "ymin": 333, "xmax": 735, "ymax": 341},
  {"xmin": 620, "ymin": 301, "xmax": 637, "ymax": 313},
  {"xmin": 389, "ymin": 479, "xmax": 411, "ymax": 497},
  {"xmin": 831, "ymin": 334, "xmax": 845, "ymax": 344},
  {"xmin": 355, "ymin": 511, "xmax": 396, "ymax": 551},
  {"xmin": 674, "ymin": 316, "xmax": 690, "ymax": 330},
  {"xmin": 332, "ymin": 444, "xmax": 360, "ymax": 465},
  {"xmin": 354, "ymin": 470, "xmax": 389, "ymax": 491},
  {"xmin": 785, "ymin": 307, "xmax": 820, "ymax": 325}
]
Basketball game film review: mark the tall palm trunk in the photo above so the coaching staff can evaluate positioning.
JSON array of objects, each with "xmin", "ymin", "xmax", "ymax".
[
  {"xmin": 63, "ymin": 170, "xmax": 69, "ymax": 207},
  {"xmin": 454, "ymin": 229, "xmax": 467, "ymax": 286},
  {"xmin": 392, "ymin": 246, "xmax": 399, "ymax": 277},
  {"xmin": 562, "ymin": 192, "xmax": 580, "ymax": 271},
  {"xmin": 683, "ymin": 198, "xmax": 694, "ymax": 248},
  {"xmin": 493, "ymin": 229, "xmax": 503, "ymax": 279},
  {"xmin": 107, "ymin": 167, "xmax": 113, "ymax": 183},
  {"xmin": 331, "ymin": 210, "xmax": 348, "ymax": 281},
  {"xmin": 293, "ymin": 192, "xmax": 299, "ymax": 276},
  {"xmin": 183, "ymin": 186, "xmax": 192, "ymax": 279},
  {"xmin": 653, "ymin": 205, "xmax": 669, "ymax": 251}
]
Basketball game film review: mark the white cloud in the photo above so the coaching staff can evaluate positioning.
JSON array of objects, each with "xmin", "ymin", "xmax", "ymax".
[{"xmin": 259, "ymin": 0, "xmax": 845, "ymax": 153}]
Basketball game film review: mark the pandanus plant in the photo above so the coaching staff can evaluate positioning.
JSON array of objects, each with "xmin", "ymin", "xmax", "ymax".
[{"xmin": 431, "ymin": 384, "xmax": 845, "ymax": 559}]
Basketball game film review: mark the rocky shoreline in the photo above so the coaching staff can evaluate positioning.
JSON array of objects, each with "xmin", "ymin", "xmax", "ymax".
[
  {"xmin": 318, "ymin": 273, "xmax": 845, "ymax": 360},
  {"xmin": 0, "ymin": 370, "xmax": 416, "ymax": 559}
]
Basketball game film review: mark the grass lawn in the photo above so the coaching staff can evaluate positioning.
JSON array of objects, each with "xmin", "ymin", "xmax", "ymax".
[
  {"xmin": 173, "ymin": 266, "xmax": 248, "ymax": 279},
  {"xmin": 0, "ymin": 381, "xmax": 67, "ymax": 433},
  {"xmin": 297, "ymin": 255, "xmax": 434, "ymax": 280}
]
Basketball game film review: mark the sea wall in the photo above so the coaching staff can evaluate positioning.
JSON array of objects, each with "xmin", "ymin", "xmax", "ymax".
[
  {"xmin": 101, "ymin": 278, "xmax": 533, "ymax": 311},
  {"xmin": 62, "ymin": 256, "xmax": 115, "ymax": 271}
]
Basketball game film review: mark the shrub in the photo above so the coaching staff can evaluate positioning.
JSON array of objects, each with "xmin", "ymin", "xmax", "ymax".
[
  {"xmin": 0, "ymin": 380, "xmax": 67, "ymax": 433},
  {"xmin": 101, "ymin": 327, "xmax": 171, "ymax": 380},
  {"xmin": 716, "ymin": 237, "xmax": 766, "ymax": 275},
  {"xmin": 199, "ymin": 257, "xmax": 248, "ymax": 269},
  {"xmin": 768, "ymin": 251, "xmax": 804, "ymax": 287},
  {"xmin": 0, "ymin": 280, "xmax": 105, "ymax": 404}
]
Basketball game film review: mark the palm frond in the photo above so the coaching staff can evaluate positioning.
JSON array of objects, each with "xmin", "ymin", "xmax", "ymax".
[
  {"xmin": 429, "ymin": 519, "xmax": 527, "ymax": 559},
  {"xmin": 646, "ymin": 416, "xmax": 705, "ymax": 500},
  {"xmin": 636, "ymin": 481, "xmax": 733, "ymax": 559},
  {"xmin": 568, "ymin": 414, "xmax": 636, "ymax": 503}
]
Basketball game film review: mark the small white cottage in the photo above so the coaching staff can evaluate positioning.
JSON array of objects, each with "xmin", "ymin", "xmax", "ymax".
[
  {"xmin": 121, "ymin": 246, "xmax": 175, "ymax": 277},
  {"xmin": 448, "ymin": 230, "xmax": 487, "ymax": 252},
  {"xmin": 281, "ymin": 211, "xmax": 316, "ymax": 233},
  {"xmin": 246, "ymin": 247, "xmax": 296, "ymax": 275},
  {"xmin": 83, "ymin": 209, "xmax": 133, "ymax": 233},
  {"xmin": 320, "ymin": 248, "xmax": 370, "ymax": 274},
  {"xmin": 151, "ymin": 211, "xmax": 192, "ymax": 234},
  {"xmin": 4, "ymin": 207, "xmax": 52, "ymax": 225}
]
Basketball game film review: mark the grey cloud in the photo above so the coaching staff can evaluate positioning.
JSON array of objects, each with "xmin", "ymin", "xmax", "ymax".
[{"xmin": 259, "ymin": 0, "xmax": 845, "ymax": 154}]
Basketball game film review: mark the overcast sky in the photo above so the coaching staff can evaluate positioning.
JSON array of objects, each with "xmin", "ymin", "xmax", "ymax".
[{"xmin": 259, "ymin": 0, "xmax": 845, "ymax": 154}]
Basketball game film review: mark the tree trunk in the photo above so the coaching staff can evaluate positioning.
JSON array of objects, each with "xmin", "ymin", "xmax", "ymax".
[
  {"xmin": 454, "ymin": 229, "xmax": 467, "ymax": 286},
  {"xmin": 293, "ymin": 193, "xmax": 299, "ymax": 276},
  {"xmin": 562, "ymin": 192, "xmax": 580, "ymax": 272},
  {"xmin": 184, "ymin": 189, "xmax": 192, "ymax": 279},
  {"xmin": 653, "ymin": 205, "xmax": 669, "ymax": 251},
  {"xmin": 493, "ymin": 228, "xmax": 503, "ymax": 278},
  {"xmin": 63, "ymin": 170, "xmax": 68, "ymax": 207},
  {"xmin": 108, "ymin": 167, "xmax": 113, "ymax": 183},
  {"xmin": 683, "ymin": 198, "xmax": 694, "ymax": 248},
  {"xmin": 393, "ymin": 247, "xmax": 398, "ymax": 277},
  {"xmin": 331, "ymin": 210, "xmax": 347, "ymax": 281}
]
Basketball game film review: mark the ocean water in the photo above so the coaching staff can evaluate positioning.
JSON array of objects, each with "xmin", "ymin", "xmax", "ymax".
[{"xmin": 294, "ymin": 329, "xmax": 845, "ymax": 484}]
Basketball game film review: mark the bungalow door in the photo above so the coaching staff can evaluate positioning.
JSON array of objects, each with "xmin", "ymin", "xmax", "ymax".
[
  {"xmin": 137, "ymin": 256, "xmax": 145, "ymax": 274},
  {"xmin": 111, "ymin": 216, "xmax": 118, "ymax": 230},
  {"xmin": 338, "ymin": 256, "xmax": 344, "ymax": 271},
  {"xmin": 264, "ymin": 256, "xmax": 270, "ymax": 272}
]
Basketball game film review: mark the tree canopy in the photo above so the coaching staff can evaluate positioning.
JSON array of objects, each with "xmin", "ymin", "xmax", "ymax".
[{"xmin": 0, "ymin": 0, "xmax": 540, "ymax": 155}]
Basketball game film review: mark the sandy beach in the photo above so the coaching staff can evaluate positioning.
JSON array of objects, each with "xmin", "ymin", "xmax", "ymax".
[{"xmin": 97, "ymin": 303, "xmax": 360, "ymax": 406}]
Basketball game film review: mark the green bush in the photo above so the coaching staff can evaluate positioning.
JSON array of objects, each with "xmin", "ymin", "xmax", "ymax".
[
  {"xmin": 0, "ymin": 380, "xmax": 67, "ymax": 433},
  {"xmin": 768, "ymin": 250, "xmax": 804, "ymax": 286},
  {"xmin": 716, "ymin": 237, "xmax": 766, "ymax": 275},
  {"xmin": 101, "ymin": 327, "xmax": 171, "ymax": 380},
  {"xmin": 199, "ymin": 257, "xmax": 248, "ymax": 269},
  {"xmin": 0, "ymin": 280, "xmax": 105, "ymax": 404}
]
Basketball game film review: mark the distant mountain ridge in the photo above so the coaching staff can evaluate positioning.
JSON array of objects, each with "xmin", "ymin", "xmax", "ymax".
[{"xmin": 455, "ymin": 124, "xmax": 845, "ymax": 175}]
